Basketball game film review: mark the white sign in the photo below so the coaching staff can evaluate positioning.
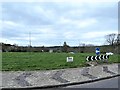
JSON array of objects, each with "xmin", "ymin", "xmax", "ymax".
[
  {"xmin": 66, "ymin": 57, "xmax": 73, "ymax": 62},
  {"xmin": 106, "ymin": 52, "xmax": 113, "ymax": 55}
]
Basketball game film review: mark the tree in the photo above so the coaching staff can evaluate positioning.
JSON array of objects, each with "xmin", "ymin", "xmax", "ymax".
[
  {"xmin": 62, "ymin": 42, "xmax": 69, "ymax": 52},
  {"xmin": 79, "ymin": 43, "xmax": 86, "ymax": 53},
  {"xmin": 105, "ymin": 33, "xmax": 117, "ymax": 45},
  {"xmin": 116, "ymin": 34, "xmax": 120, "ymax": 45}
]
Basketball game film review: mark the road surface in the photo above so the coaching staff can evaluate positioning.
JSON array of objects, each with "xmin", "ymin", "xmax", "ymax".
[{"xmin": 64, "ymin": 76, "xmax": 119, "ymax": 88}]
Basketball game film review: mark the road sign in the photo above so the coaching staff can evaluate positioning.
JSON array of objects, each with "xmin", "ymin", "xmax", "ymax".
[
  {"xmin": 66, "ymin": 57, "xmax": 73, "ymax": 62},
  {"xmin": 86, "ymin": 55, "xmax": 109, "ymax": 61},
  {"xmin": 96, "ymin": 48, "xmax": 100, "ymax": 55}
]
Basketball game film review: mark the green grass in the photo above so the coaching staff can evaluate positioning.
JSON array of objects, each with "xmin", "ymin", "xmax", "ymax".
[{"xmin": 2, "ymin": 52, "xmax": 120, "ymax": 71}]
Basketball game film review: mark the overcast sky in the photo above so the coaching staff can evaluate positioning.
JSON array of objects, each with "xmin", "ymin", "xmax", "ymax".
[{"xmin": 0, "ymin": 0, "xmax": 118, "ymax": 46}]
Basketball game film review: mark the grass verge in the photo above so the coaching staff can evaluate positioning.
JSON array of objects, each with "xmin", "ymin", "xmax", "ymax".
[{"xmin": 2, "ymin": 52, "xmax": 120, "ymax": 71}]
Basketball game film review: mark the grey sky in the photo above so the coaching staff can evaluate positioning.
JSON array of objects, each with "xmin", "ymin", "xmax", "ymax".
[{"xmin": 0, "ymin": 0, "xmax": 118, "ymax": 46}]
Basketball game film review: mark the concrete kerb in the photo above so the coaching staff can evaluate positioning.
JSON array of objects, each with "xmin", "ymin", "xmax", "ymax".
[
  {"xmin": 1, "ymin": 63, "xmax": 119, "ymax": 89},
  {"xmin": 2, "ymin": 74, "xmax": 120, "ymax": 90}
]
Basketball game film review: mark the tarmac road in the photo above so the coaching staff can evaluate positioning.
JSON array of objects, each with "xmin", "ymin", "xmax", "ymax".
[
  {"xmin": 31, "ymin": 76, "xmax": 119, "ymax": 90},
  {"xmin": 64, "ymin": 76, "xmax": 119, "ymax": 88}
]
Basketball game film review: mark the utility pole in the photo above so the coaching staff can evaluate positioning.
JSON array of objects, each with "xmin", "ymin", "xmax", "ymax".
[
  {"xmin": 60, "ymin": 42, "xmax": 62, "ymax": 52},
  {"xmin": 29, "ymin": 32, "xmax": 31, "ymax": 47},
  {"xmin": 29, "ymin": 32, "xmax": 31, "ymax": 52},
  {"xmin": 79, "ymin": 43, "xmax": 80, "ymax": 53},
  {"xmin": 78, "ymin": 40, "xmax": 80, "ymax": 53},
  {"xmin": 28, "ymin": 31, "xmax": 32, "ymax": 61}
]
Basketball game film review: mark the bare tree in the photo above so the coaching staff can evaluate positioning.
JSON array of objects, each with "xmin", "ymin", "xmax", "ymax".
[
  {"xmin": 105, "ymin": 33, "xmax": 117, "ymax": 45},
  {"xmin": 116, "ymin": 34, "xmax": 120, "ymax": 45}
]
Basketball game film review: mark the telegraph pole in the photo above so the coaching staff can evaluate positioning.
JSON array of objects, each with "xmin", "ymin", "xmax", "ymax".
[
  {"xmin": 29, "ymin": 31, "xmax": 31, "ymax": 52},
  {"xmin": 29, "ymin": 32, "xmax": 31, "ymax": 47},
  {"xmin": 78, "ymin": 40, "xmax": 80, "ymax": 53},
  {"xmin": 79, "ymin": 43, "xmax": 80, "ymax": 53},
  {"xmin": 60, "ymin": 42, "xmax": 62, "ymax": 52}
]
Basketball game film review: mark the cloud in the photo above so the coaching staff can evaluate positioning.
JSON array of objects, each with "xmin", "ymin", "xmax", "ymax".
[
  {"xmin": 77, "ymin": 18, "xmax": 98, "ymax": 28},
  {"xmin": 63, "ymin": 31, "xmax": 77, "ymax": 39},
  {"xmin": 82, "ymin": 30, "xmax": 118, "ymax": 39},
  {"xmin": 1, "ymin": 1, "xmax": 118, "ymax": 46},
  {"xmin": 2, "ymin": 20, "xmax": 23, "ymax": 28},
  {"xmin": 2, "ymin": 3, "xmax": 54, "ymax": 26}
]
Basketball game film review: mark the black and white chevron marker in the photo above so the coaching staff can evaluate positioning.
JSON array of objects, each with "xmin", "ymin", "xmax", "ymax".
[{"xmin": 86, "ymin": 55, "xmax": 109, "ymax": 61}]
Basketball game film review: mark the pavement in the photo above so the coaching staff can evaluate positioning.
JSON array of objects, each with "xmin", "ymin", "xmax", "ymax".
[{"xmin": 1, "ymin": 63, "xmax": 120, "ymax": 89}]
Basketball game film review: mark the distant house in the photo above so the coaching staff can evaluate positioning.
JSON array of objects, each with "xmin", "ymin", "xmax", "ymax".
[{"xmin": 49, "ymin": 49, "xmax": 53, "ymax": 53}]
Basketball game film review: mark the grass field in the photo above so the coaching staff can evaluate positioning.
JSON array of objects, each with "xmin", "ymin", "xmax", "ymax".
[{"xmin": 2, "ymin": 52, "xmax": 120, "ymax": 71}]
